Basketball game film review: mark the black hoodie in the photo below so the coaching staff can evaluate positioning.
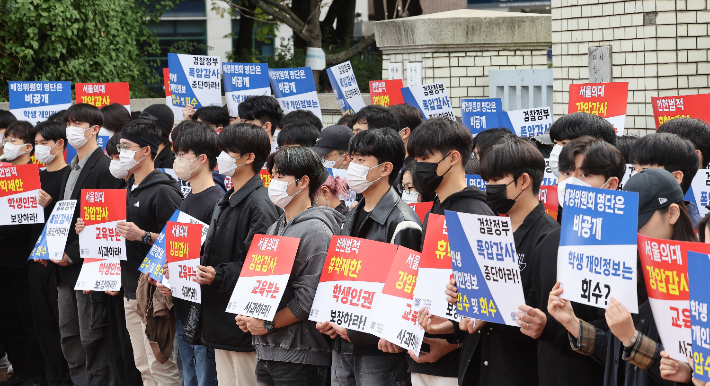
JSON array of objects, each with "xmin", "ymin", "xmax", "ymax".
[{"xmin": 123, "ymin": 170, "xmax": 183, "ymax": 299}]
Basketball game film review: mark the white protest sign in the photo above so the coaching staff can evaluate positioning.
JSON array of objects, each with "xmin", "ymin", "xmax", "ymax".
[
  {"xmin": 29, "ymin": 200, "xmax": 76, "ymax": 261},
  {"xmin": 75, "ymin": 259, "xmax": 122, "ymax": 292}
]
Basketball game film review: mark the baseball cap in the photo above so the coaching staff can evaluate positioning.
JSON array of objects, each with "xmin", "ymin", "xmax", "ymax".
[
  {"xmin": 140, "ymin": 104, "xmax": 174, "ymax": 138},
  {"xmin": 313, "ymin": 125, "xmax": 353, "ymax": 157},
  {"xmin": 623, "ymin": 168, "xmax": 684, "ymax": 230}
]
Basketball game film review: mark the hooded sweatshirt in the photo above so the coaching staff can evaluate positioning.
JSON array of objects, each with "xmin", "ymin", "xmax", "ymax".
[
  {"xmin": 253, "ymin": 206, "xmax": 344, "ymax": 366},
  {"xmin": 124, "ymin": 170, "xmax": 183, "ymax": 299}
]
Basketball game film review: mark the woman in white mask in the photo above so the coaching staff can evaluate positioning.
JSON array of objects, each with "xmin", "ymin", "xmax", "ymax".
[
  {"xmin": 0, "ymin": 110, "xmax": 17, "ymax": 161},
  {"xmin": 314, "ymin": 175, "xmax": 350, "ymax": 215},
  {"xmin": 3, "ymin": 121, "xmax": 34, "ymax": 165}
]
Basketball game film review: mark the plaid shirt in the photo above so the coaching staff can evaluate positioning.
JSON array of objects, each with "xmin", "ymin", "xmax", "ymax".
[
  {"xmin": 568, "ymin": 320, "xmax": 597, "ymax": 356},
  {"xmin": 568, "ymin": 320, "xmax": 659, "ymax": 371}
]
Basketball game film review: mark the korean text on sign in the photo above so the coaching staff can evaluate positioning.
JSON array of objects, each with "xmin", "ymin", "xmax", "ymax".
[
  {"xmin": 78, "ymin": 189, "xmax": 127, "ymax": 260},
  {"xmin": 568, "ymin": 82, "xmax": 628, "ymax": 136},
  {"xmin": 687, "ymin": 251, "xmax": 710, "ymax": 382},
  {"xmin": 166, "ymin": 221, "xmax": 203, "ymax": 303},
  {"xmin": 401, "ymin": 82, "xmax": 456, "ymax": 122},
  {"xmin": 0, "ymin": 164, "xmax": 44, "ymax": 226}
]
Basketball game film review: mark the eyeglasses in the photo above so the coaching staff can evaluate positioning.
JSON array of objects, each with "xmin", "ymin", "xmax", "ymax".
[
  {"xmin": 401, "ymin": 184, "xmax": 415, "ymax": 193},
  {"xmin": 322, "ymin": 152, "xmax": 346, "ymax": 160},
  {"xmin": 116, "ymin": 144, "xmax": 142, "ymax": 152},
  {"xmin": 175, "ymin": 152, "xmax": 197, "ymax": 159}
]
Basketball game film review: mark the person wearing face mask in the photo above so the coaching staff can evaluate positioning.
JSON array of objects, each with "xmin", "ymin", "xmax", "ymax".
[
  {"xmin": 2, "ymin": 120, "xmax": 34, "ymax": 165},
  {"xmin": 436, "ymin": 135, "xmax": 558, "ymax": 386},
  {"xmin": 56, "ymin": 103, "xmax": 124, "ymax": 386},
  {"xmin": 548, "ymin": 112, "xmax": 618, "ymax": 178},
  {"xmin": 315, "ymin": 128, "xmax": 422, "ymax": 386},
  {"xmin": 236, "ymin": 96, "xmax": 284, "ymax": 154},
  {"xmin": 198, "ymin": 123, "xmax": 279, "ymax": 386},
  {"xmin": 235, "ymin": 146, "xmax": 343, "ymax": 386},
  {"xmin": 314, "ymin": 175, "xmax": 350, "ymax": 215},
  {"xmin": 313, "ymin": 125, "xmax": 353, "ymax": 171},
  {"xmin": 0, "ymin": 109, "xmax": 18, "ymax": 161}
]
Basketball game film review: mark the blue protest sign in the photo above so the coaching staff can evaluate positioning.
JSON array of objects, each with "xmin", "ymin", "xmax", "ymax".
[
  {"xmin": 557, "ymin": 185, "xmax": 639, "ymax": 312},
  {"xmin": 401, "ymin": 82, "xmax": 455, "ymax": 121},
  {"xmin": 685, "ymin": 169, "xmax": 710, "ymax": 219},
  {"xmin": 326, "ymin": 61, "xmax": 365, "ymax": 114},
  {"xmin": 9, "ymin": 81, "xmax": 71, "ymax": 125},
  {"xmin": 268, "ymin": 67, "xmax": 322, "ymax": 120},
  {"xmin": 687, "ymin": 251, "xmax": 710, "ymax": 382},
  {"xmin": 461, "ymin": 98, "xmax": 501, "ymax": 136},
  {"xmin": 222, "ymin": 62, "xmax": 271, "ymax": 118},
  {"xmin": 28, "ymin": 200, "xmax": 77, "ymax": 261},
  {"xmin": 497, "ymin": 106, "xmax": 552, "ymax": 137},
  {"xmin": 167, "ymin": 53, "xmax": 222, "ymax": 109},
  {"xmin": 465, "ymin": 174, "xmax": 487, "ymax": 191}
]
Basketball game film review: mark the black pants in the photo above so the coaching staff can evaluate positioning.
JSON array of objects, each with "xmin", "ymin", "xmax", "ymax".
[
  {"xmin": 107, "ymin": 290, "xmax": 142, "ymax": 386},
  {"xmin": 0, "ymin": 267, "xmax": 44, "ymax": 377},
  {"xmin": 255, "ymin": 360, "xmax": 329, "ymax": 386}
]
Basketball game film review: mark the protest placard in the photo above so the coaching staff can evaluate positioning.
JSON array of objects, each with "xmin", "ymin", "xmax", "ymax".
[
  {"xmin": 412, "ymin": 214, "xmax": 463, "ymax": 322},
  {"xmin": 226, "ymin": 235, "xmax": 301, "ymax": 321},
  {"xmin": 327, "ymin": 61, "xmax": 366, "ymax": 115},
  {"xmin": 309, "ymin": 237, "xmax": 398, "ymax": 332},
  {"xmin": 542, "ymin": 159, "xmax": 558, "ymax": 186},
  {"xmin": 168, "ymin": 53, "xmax": 222, "ymax": 109},
  {"xmin": 557, "ymin": 185, "xmax": 639, "ymax": 312},
  {"xmin": 75, "ymin": 82, "xmax": 130, "ymax": 111},
  {"xmin": 368, "ymin": 246, "xmax": 425, "ymax": 354},
  {"xmin": 402, "ymin": 82, "xmax": 456, "ymax": 121},
  {"xmin": 165, "ymin": 222, "xmax": 202, "ymax": 303},
  {"xmin": 389, "ymin": 63, "xmax": 402, "ymax": 80},
  {"xmin": 651, "ymin": 93, "xmax": 710, "ymax": 129},
  {"xmin": 684, "ymin": 169, "xmax": 710, "ymax": 219},
  {"xmin": 498, "ymin": 106, "xmax": 552, "ymax": 137},
  {"xmin": 78, "ymin": 189, "xmax": 127, "ymax": 260},
  {"xmin": 269, "ymin": 67, "xmax": 322, "ymax": 120},
  {"xmin": 568, "ymin": 82, "xmax": 629, "ymax": 136},
  {"xmin": 369, "ymin": 80, "xmax": 404, "ymax": 107},
  {"xmin": 465, "ymin": 174, "xmax": 487, "ymax": 192},
  {"xmin": 223, "ymin": 62, "xmax": 271, "ymax": 118},
  {"xmin": 407, "ymin": 62, "xmax": 422, "ymax": 87},
  {"xmin": 74, "ymin": 258, "xmax": 122, "ymax": 292},
  {"xmin": 687, "ymin": 251, "xmax": 710, "ymax": 382},
  {"xmin": 538, "ymin": 186, "xmax": 559, "ymax": 220},
  {"xmin": 408, "ymin": 201, "xmax": 433, "ymax": 223},
  {"xmin": 163, "ymin": 68, "xmax": 184, "ymax": 121},
  {"xmin": 0, "ymin": 164, "xmax": 43, "ymax": 226},
  {"xmin": 460, "ymin": 98, "xmax": 502, "ymax": 136},
  {"xmin": 29, "ymin": 200, "xmax": 76, "ymax": 261},
  {"xmin": 638, "ymin": 236, "xmax": 710, "ymax": 361},
  {"xmin": 445, "ymin": 211, "xmax": 525, "ymax": 326},
  {"xmin": 8, "ymin": 81, "xmax": 72, "ymax": 125}
]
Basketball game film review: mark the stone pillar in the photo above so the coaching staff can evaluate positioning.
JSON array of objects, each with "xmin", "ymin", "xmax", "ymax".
[{"xmin": 374, "ymin": 9, "xmax": 551, "ymax": 117}]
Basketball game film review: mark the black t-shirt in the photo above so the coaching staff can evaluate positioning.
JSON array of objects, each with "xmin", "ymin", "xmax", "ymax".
[{"xmin": 351, "ymin": 205, "xmax": 370, "ymax": 236}]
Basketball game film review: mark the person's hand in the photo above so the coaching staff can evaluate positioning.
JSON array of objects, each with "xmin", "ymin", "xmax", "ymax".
[
  {"xmin": 33, "ymin": 258, "xmax": 49, "ymax": 267},
  {"xmin": 459, "ymin": 317, "xmax": 487, "ymax": 334},
  {"xmin": 418, "ymin": 307, "xmax": 455, "ymax": 335},
  {"xmin": 349, "ymin": 201, "xmax": 359, "ymax": 211},
  {"xmin": 235, "ymin": 315, "xmax": 249, "ymax": 333},
  {"xmin": 196, "ymin": 265, "xmax": 216, "ymax": 285},
  {"xmin": 156, "ymin": 282, "xmax": 172, "ymax": 297},
  {"xmin": 378, "ymin": 338, "xmax": 405, "ymax": 353},
  {"xmin": 38, "ymin": 189, "xmax": 53, "ymax": 208},
  {"xmin": 445, "ymin": 277, "xmax": 458, "ymax": 304},
  {"xmin": 243, "ymin": 317, "xmax": 268, "ymax": 335},
  {"xmin": 163, "ymin": 265, "xmax": 170, "ymax": 280},
  {"xmin": 75, "ymin": 218, "xmax": 85, "ymax": 234},
  {"xmin": 407, "ymin": 337, "xmax": 458, "ymax": 363},
  {"xmin": 517, "ymin": 305, "xmax": 547, "ymax": 339},
  {"xmin": 659, "ymin": 351, "xmax": 693, "ymax": 383},
  {"xmin": 182, "ymin": 105, "xmax": 196, "ymax": 121},
  {"xmin": 53, "ymin": 253, "xmax": 72, "ymax": 267},
  {"xmin": 82, "ymin": 290, "xmax": 91, "ymax": 294},
  {"xmin": 316, "ymin": 321, "xmax": 349, "ymax": 341},
  {"xmin": 605, "ymin": 297, "xmax": 636, "ymax": 345},
  {"xmin": 547, "ymin": 281, "xmax": 580, "ymax": 337},
  {"xmin": 105, "ymin": 291, "xmax": 120, "ymax": 296},
  {"xmin": 117, "ymin": 221, "xmax": 144, "ymax": 242}
]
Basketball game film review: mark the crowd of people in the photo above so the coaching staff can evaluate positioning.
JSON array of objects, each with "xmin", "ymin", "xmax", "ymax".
[{"xmin": 0, "ymin": 96, "xmax": 709, "ymax": 386}]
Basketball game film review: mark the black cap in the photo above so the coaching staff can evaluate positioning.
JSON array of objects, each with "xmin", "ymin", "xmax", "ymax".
[
  {"xmin": 623, "ymin": 168, "xmax": 684, "ymax": 230},
  {"xmin": 313, "ymin": 125, "xmax": 353, "ymax": 157},
  {"xmin": 140, "ymin": 104, "xmax": 174, "ymax": 137}
]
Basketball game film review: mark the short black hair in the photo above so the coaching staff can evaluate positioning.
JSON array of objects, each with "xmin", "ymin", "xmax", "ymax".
[
  {"xmin": 238, "ymin": 96, "xmax": 283, "ymax": 135},
  {"xmin": 630, "ymin": 133, "xmax": 699, "ymax": 194},
  {"xmin": 549, "ymin": 112, "xmax": 617, "ymax": 146},
  {"xmin": 101, "ymin": 103, "xmax": 132, "ymax": 134},
  {"xmin": 65, "ymin": 103, "xmax": 104, "ymax": 128},
  {"xmin": 47, "ymin": 110, "xmax": 66, "ymax": 123},
  {"xmin": 471, "ymin": 128, "xmax": 512, "ymax": 159},
  {"xmin": 277, "ymin": 122, "xmax": 320, "ymax": 148},
  {"xmin": 337, "ymin": 114, "xmax": 354, "ymax": 128},
  {"xmin": 403, "ymin": 161, "xmax": 436, "ymax": 202},
  {"xmin": 658, "ymin": 117, "xmax": 710, "ymax": 168},
  {"xmin": 408, "ymin": 117, "xmax": 473, "ymax": 163},
  {"xmin": 174, "ymin": 124, "xmax": 221, "ymax": 170},
  {"xmin": 351, "ymin": 105, "xmax": 399, "ymax": 131},
  {"xmin": 559, "ymin": 135, "xmax": 593, "ymax": 174},
  {"xmin": 5, "ymin": 121, "xmax": 35, "ymax": 144},
  {"xmin": 348, "ymin": 128, "xmax": 406, "ymax": 184},
  {"xmin": 0, "ymin": 110, "xmax": 17, "ymax": 129},
  {"xmin": 218, "ymin": 123, "xmax": 271, "ymax": 173},
  {"xmin": 389, "ymin": 104, "xmax": 423, "ymax": 134},
  {"xmin": 131, "ymin": 111, "xmax": 142, "ymax": 120},
  {"xmin": 481, "ymin": 134, "xmax": 545, "ymax": 194},
  {"xmin": 615, "ymin": 135, "xmax": 638, "ymax": 163},
  {"xmin": 267, "ymin": 146, "xmax": 324, "ymax": 200},
  {"xmin": 193, "ymin": 106, "xmax": 230, "ymax": 129},
  {"xmin": 34, "ymin": 120, "xmax": 67, "ymax": 149},
  {"xmin": 580, "ymin": 138, "xmax": 626, "ymax": 183},
  {"xmin": 170, "ymin": 120, "xmax": 203, "ymax": 145},
  {"xmin": 280, "ymin": 110, "xmax": 323, "ymax": 131},
  {"xmin": 121, "ymin": 119, "xmax": 162, "ymax": 160},
  {"xmin": 106, "ymin": 133, "xmax": 121, "ymax": 157}
]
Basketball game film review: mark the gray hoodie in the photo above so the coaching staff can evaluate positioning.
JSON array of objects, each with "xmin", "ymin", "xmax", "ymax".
[{"xmin": 253, "ymin": 206, "xmax": 344, "ymax": 366}]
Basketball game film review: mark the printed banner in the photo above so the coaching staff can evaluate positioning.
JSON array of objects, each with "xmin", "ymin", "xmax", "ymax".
[
  {"xmin": 75, "ymin": 82, "xmax": 131, "ymax": 112},
  {"xmin": 368, "ymin": 246, "xmax": 425, "ymax": 354},
  {"xmin": 684, "ymin": 169, "xmax": 710, "ymax": 219},
  {"xmin": 542, "ymin": 159, "xmax": 559, "ymax": 186},
  {"xmin": 557, "ymin": 185, "xmax": 639, "ymax": 312},
  {"xmin": 167, "ymin": 53, "xmax": 222, "ymax": 109},
  {"xmin": 538, "ymin": 185, "xmax": 559, "ymax": 220},
  {"xmin": 369, "ymin": 80, "xmax": 404, "ymax": 107},
  {"xmin": 460, "ymin": 98, "xmax": 502, "ymax": 136},
  {"xmin": 465, "ymin": 174, "xmax": 488, "ymax": 192},
  {"xmin": 309, "ymin": 237, "xmax": 398, "ymax": 332},
  {"xmin": 445, "ymin": 211, "xmax": 526, "ymax": 326},
  {"xmin": 79, "ymin": 189, "xmax": 127, "ymax": 260},
  {"xmin": 568, "ymin": 82, "xmax": 629, "ymax": 136},
  {"xmin": 498, "ymin": 106, "xmax": 552, "ymax": 138},
  {"xmin": 74, "ymin": 258, "xmax": 122, "ymax": 292},
  {"xmin": 326, "ymin": 61, "xmax": 365, "ymax": 114},
  {"xmin": 651, "ymin": 93, "xmax": 710, "ymax": 129},
  {"xmin": 408, "ymin": 201, "xmax": 433, "ymax": 223},
  {"xmin": 687, "ymin": 251, "xmax": 710, "ymax": 382},
  {"xmin": 29, "ymin": 200, "xmax": 76, "ymax": 261},
  {"xmin": 618, "ymin": 164, "xmax": 635, "ymax": 191},
  {"xmin": 163, "ymin": 68, "xmax": 184, "ymax": 121},
  {"xmin": 638, "ymin": 235, "xmax": 710, "ymax": 361},
  {"xmin": 0, "ymin": 164, "xmax": 43, "ymax": 225},
  {"xmin": 412, "ymin": 214, "xmax": 463, "ymax": 322},
  {"xmin": 268, "ymin": 67, "xmax": 322, "ymax": 120},
  {"xmin": 223, "ymin": 62, "xmax": 271, "ymax": 118},
  {"xmin": 401, "ymin": 83, "xmax": 455, "ymax": 121},
  {"xmin": 8, "ymin": 81, "xmax": 71, "ymax": 125},
  {"xmin": 165, "ymin": 222, "xmax": 202, "ymax": 303}
]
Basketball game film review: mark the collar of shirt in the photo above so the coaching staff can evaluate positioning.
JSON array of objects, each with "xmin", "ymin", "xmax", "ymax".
[
  {"xmin": 513, "ymin": 201, "xmax": 548, "ymax": 245},
  {"xmin": 69, "ymin": 146, "xmax": 100, "ymax": 171},
  {"xmin": 222, "ymin": 174, "xmax": 264, "ymax": 208}
]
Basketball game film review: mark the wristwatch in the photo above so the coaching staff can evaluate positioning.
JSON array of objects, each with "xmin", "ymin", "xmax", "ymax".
[
  {"xmin": 263, "ymin": 320, "xmax": 275, "ymax": 332},
  {"xmin": 140, "ymin": 231, "xmax": 152, "ymax": 245},
  {"xmin": 624, "ymin": 330, "xmax": 639, "ymax": 348}
]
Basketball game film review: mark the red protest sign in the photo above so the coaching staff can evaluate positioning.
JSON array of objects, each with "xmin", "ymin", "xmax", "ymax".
[
  {"xmin": 408, "ymin": 201, "xmax": 433, "ymax": 223},
  {"xmin": 319, "ymin": 236, "xmax": 398, "ymax": 283},
  {"xmin": 75, "ymin": 82, "xmax": 130, "ymax": 109},
  {"xmin": 165, "ymin": 222, "xmax": 202, "ymax": 264},
  {"xmin": 259, "ymin": 168, "xmax": 272, "ymax": 189},
  {"xmin": 538, "ymin": 185, "xmax": 558, "ymax": 220},
  {"xmin": 651, "ymin": 93, "xmax": 710, "ymax": 129},
  {"xmin": 163, "ymin": 68, "xmax": 171, "ymax": 97},
  {"xmin": 239, "ymin": 235, "xmax": 301, "ymax": 278},
  {"xmin": 420, "ymin": 214, "xmax": 452, "ymax": 270},
  {"xmin": 80, "ymin": 189, "xmax": 126, "ymax": 226},
  {"xmin": 381, "ymin": 246, "xmax": 420, "ymax": 300},
  {"xmin": 568, "ymin": 82, "xmax": 628, "ymax": 135},
  {"xmin": 369, "ymin": 79, "xmax": 404, "ymax": 107},
  {"xmin": 0, "ymin": 164, "xmax": 40, "ymax": 198}
]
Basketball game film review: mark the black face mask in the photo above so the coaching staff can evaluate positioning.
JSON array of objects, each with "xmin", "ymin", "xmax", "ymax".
[
  {"xmin": 415, "ymin": 152, "xmax": 453, "ymax": 193},
  {"xmin": 485, "ymin": 179, "xmax": 525, "ymax": 215}
]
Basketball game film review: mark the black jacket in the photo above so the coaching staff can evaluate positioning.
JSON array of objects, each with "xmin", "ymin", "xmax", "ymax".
[
  {"xmin": 200, "ymin": 174, "xmax": 280, "ymax": 352},
  {"xmin": 58, "ymin": 148, "xmax": 124, "ymax": 286},
  {"xmin": 336, "ymin": 186, "xmax": 423, "ymax": 355},
  {"xmin": 153, "ymin": 146, "xmax": 175, "ymax": 169},
  {"xmin": 124, "ymin": 170, "xmax": 183, "ymax": 299}
]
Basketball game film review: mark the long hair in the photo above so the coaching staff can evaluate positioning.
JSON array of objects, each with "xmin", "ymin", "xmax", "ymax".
[{"xmin": 658, "ymin": 201, "xmax": 698, "ymax": 242}]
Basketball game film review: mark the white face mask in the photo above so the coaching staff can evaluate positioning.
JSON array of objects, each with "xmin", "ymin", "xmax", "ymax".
[
  {"xmin": 268, "ymin": 178, "xmax": 302, "ymax": 208},
  {"xmin": 346, "ymin": 162, "xmax": 383, "ymax": 194},
  {"xmin": 557, "ymin": 177, "xmax": 591, "ymax": 207},
  {"xmin": 217, "ymin": 152, "xmax": 245, "ymax": 177},
  {"xmin": 66, "ymin": 126, "xmax": 95, "ymax": 149},
  {"xmin": 402, "ymin": 190, "xmax": 419, "ymax": 204},
  {"xmin": 109, "ymin": 159, "xmax": 129, "ymax": 179},
  {"xmin": 174, "ymin": 155, "xmax": 202, "ymax": 181},
  {"xmin": 35, "ymin": 142, "xmax": 61, "ymax": 164},
  {"xmin": 111, "ymin": 147, "xmax": 147, "ymax": 178},
  {"xmin": 322, "ymin": 153, "xmax": 345, "ymax": 169},
  {"xmin": 548, "ymin": 144, "xmax": 563, "ymax": 178},
  {"xmin": 3, "ymin": 142, "xmax": 29, "ymax": 161}
]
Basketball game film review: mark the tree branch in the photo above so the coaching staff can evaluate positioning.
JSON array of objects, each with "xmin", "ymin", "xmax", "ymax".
[
  {"xmin": 249, "ymin": 0, "xmax": 315, "ymax": 41},
  {"xmin": 325, "ymin": 34, "xmax": 377, "ymax": 66}
]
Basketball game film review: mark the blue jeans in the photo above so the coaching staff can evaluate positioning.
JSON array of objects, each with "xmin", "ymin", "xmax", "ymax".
[{"xmin": 176, "ymin": 319, "xmax": 218, "ymax": 386}]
